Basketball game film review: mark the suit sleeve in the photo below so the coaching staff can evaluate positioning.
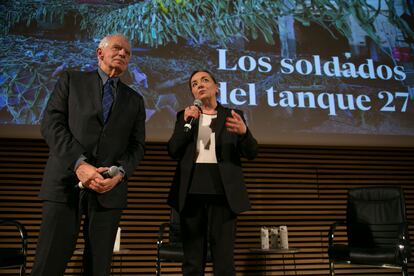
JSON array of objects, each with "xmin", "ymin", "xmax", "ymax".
[
  {"xmin": 167, "ymin": 110, "xmax": 193, "ymax": 160},
  {"xmin": 116, "ymin": 94, "xmax": 146, "ymax": 178},
  {"xmin": 236, "ymin": 110, "xmax": 258, "ymax": 160},
  {"xmin": 40, "ymin": 71, "xmax": 86, "ymax": 169}
]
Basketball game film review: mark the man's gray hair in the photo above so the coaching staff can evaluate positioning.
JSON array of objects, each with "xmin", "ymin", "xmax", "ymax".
[{"xmin": 98, "ymin": 34, "xmax": 130, "ymax": 49}]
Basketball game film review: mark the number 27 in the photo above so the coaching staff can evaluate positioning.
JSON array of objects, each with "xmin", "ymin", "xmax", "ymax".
[{"xmin": 378, "ymin": 91, "xmax": 409, "ymax": 112}]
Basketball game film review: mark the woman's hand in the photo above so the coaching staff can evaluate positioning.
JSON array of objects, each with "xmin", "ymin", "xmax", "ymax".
[
  {"xmin": 184, "ymin": 105, "xmax": 201, "ymax": 121},
  {"xmin": 225, "ymin": 110, "xmax": 247, "ymax": 135}
]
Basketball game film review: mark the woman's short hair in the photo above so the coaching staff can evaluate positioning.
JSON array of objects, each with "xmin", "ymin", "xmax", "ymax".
[{"xmin": 188, "ymin": 70, "xmax": 217, "ymax": 90}]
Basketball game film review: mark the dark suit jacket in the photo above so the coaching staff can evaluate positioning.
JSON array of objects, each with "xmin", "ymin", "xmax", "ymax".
[
  {"xmin": 167, "ymin": 103, "xmax": 258, "ymax": 214},
  {"xmin": 40, "ymin": 70, "xmax": 146, "ymax": 209}
]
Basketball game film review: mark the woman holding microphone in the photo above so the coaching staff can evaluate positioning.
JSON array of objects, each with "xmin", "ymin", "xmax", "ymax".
[{"xmin": 167, "ymin": 70, "xmax": 258, "ymax": 276}]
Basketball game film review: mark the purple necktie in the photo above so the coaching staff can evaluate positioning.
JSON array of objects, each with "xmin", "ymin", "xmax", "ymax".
[{"xmin": 102, "ymin": 78, "xmax": 114, "ymax": 123}]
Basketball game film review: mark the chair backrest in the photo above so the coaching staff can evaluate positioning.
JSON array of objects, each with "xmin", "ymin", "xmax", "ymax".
[
  {"xmin": 347, "ymin": 186, "xmax": 407, "ymax": 248},
  {"xmin": 169, "ymin": 208, "xmax": 182, "ymax": 245},
  {"xmin": 0, "ymin": 219, "xmax": 27, "ymax": 273}
]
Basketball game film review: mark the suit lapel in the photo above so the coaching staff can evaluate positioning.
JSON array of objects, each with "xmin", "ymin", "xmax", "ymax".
[
  {"xmin": 89, "ymin": 71, "xmax": 104, "ymax": 125},
  {"xmin": 215, "ymin": 103, "xmax": 227, "ymax": 143}
]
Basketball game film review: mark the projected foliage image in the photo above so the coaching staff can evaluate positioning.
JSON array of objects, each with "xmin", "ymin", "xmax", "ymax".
[{"xmin": 1, "ymin": 0, "xmax": 414, "ymax": 145}]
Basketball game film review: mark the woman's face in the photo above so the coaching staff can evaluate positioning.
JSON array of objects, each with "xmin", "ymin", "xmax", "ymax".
[{"xmin": 190, "ymin": 71, "xmax": 218, "ymax": 102}]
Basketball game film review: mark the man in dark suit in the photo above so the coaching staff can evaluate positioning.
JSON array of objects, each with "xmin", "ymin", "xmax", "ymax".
[
  {"xmin": 168, "ymin": 70, "xmax": 258, "ymax": 276},
  {"xmin": 31, "ymin": 34, "xmax": 146, "ymax": 276}
]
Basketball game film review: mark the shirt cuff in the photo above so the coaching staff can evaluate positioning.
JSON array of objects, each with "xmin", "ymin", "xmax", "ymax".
[
  {"xmin": 118, "ymin": 166, "xmax": 126, "ymax": 178},
  {"xmin": 74, "ymin": 155, "xmax": 88, "ymax": 172}
]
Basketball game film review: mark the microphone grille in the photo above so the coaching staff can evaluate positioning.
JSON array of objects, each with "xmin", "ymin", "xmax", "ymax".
[
  {"xmin": 108, "ymin": 166, "xmax": 120, "ymax": 177},
  {"xmin": 193, "ymin": 99, "xmax": 203, "ymax": 108}
]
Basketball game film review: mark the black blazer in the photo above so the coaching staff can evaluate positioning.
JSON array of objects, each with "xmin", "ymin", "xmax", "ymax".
[
  {"xmin": 40, "ymin": 70, "xmax": 146, "ymax": 209},
  {"xmin": 167, "ymin": 103, "xmax": 258, "ymax": 214}
]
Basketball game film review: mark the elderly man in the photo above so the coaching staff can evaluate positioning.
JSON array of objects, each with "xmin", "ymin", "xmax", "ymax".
[{"xmin": 31, "ymin": 34, "xmax": 146, "ymax": 276}]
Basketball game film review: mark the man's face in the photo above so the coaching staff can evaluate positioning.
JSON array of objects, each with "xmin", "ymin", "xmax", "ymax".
[{"xmin": 97, "ymin": 35, "xmax": 131, "ymax": 76}]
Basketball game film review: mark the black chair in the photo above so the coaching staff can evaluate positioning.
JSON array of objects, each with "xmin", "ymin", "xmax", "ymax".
[
  {"xmin": 156, "ymin": 209, "xmax": 211, "ymax": 276},
  {"xmin": 328, "ymin": 186, "xmax": 411, "ymax": 276},
  {"xmin": 0, "ymin": 219, "xmax": 27, "ymax": 276}
]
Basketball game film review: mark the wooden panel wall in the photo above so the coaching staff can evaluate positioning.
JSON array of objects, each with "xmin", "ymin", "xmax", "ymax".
[{"xmin": 0, "ymin": 138, "xmax": 413, "ymax": 275}]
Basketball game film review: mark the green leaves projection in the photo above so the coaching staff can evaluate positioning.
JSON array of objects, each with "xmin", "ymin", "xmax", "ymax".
[{"xmin": 4, "ymin": 0, "xmax": 414, "ymax": 47}]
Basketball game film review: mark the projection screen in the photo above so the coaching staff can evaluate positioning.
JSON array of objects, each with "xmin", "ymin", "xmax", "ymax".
[{"xmin": 1, "ymin": 1, "xmax": 413, "ymax": 147}]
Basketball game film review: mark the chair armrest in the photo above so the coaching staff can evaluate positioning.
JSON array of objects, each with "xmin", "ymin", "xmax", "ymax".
[
  {"xmin": 397, "ymin": 222, "xmax": 411, "ymax": 260},
  {"xmin": 0, "ymin": 219, "xmax": 28, "ymax": 256},
  {"xmin": 157, "ymin": 222, "xmax": 169, "ymax": 248},
  {"xmin": 329, "ymin": 220, "xmax": 346, "ymax": 247}
]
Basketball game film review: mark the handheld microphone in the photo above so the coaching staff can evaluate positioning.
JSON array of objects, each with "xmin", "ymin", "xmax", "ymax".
[
  {"xmin": 184, "ymin": 99, "xmax": 203, "ymax": 132},
  {"xmin": 102, "ymin": 166, "xmax": 120, "ymax": 178}
]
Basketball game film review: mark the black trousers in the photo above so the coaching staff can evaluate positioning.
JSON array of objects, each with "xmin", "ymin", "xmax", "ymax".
[
  {"xmin": 31, "ymin": 190, "xmax": 122, "ymax": 276},
  {"xmin": 180, "ymin": 194, "xmax": 237, "ymax": 276}
]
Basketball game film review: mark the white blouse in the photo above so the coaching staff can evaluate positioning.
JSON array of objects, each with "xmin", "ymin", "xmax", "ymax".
[{"xmin": 195, "ymin": 113, "xmax": 217, "ymax": 163}]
